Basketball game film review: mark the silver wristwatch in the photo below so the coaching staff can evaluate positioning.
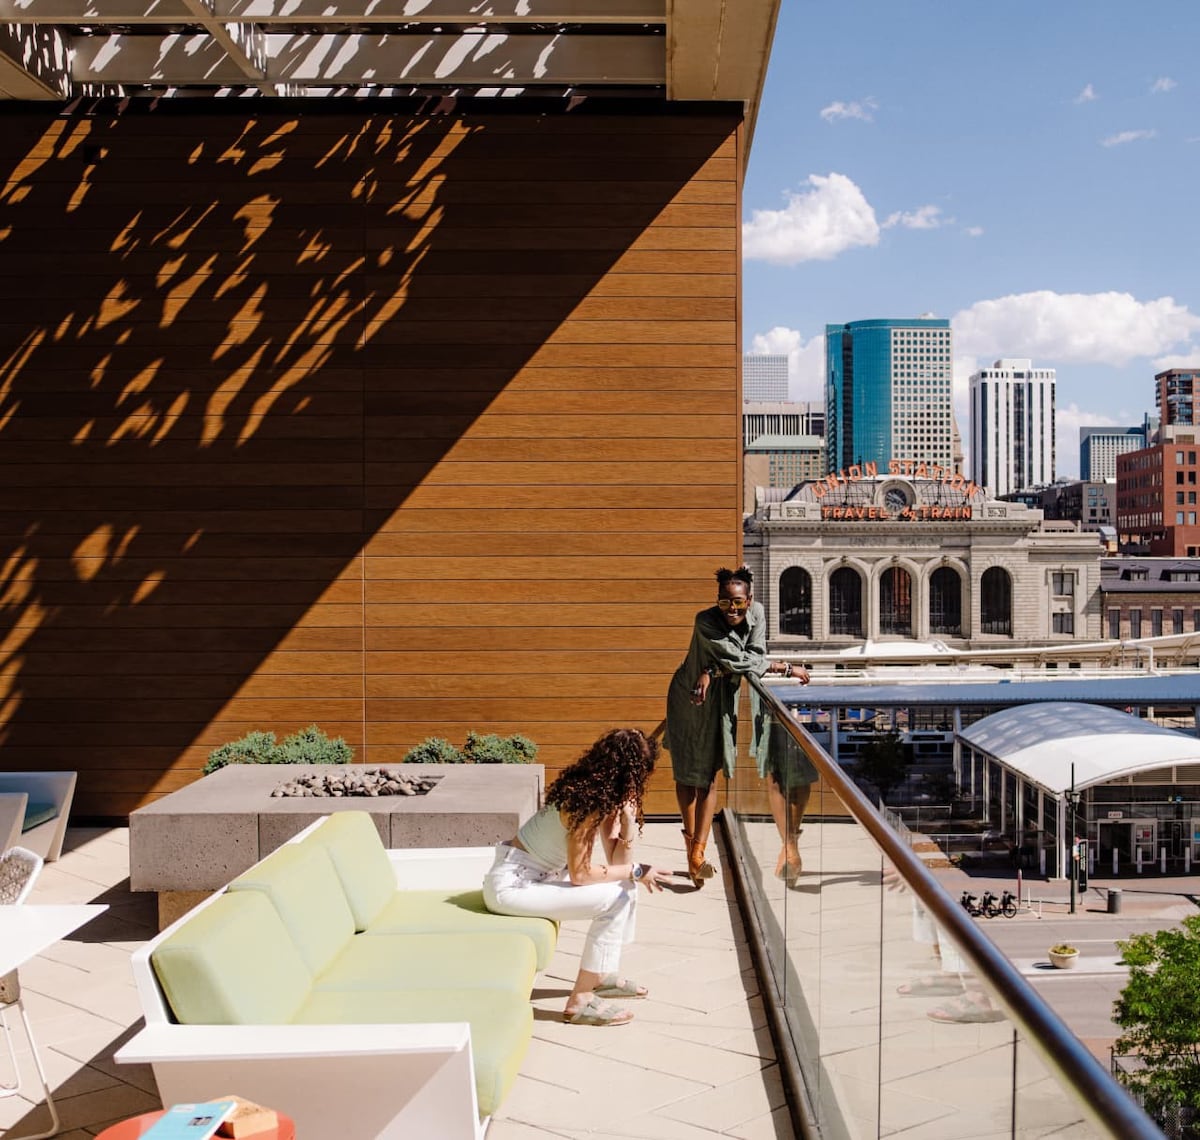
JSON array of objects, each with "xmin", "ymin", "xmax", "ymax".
[{"xmin": 631, "ymin": 863, "xmax": 645, "ymax": 881}]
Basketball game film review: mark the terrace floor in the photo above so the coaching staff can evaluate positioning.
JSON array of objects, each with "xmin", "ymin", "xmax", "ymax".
[{"xmin": 0, "ymin": 824, "xmax": 794, "ymax": 1139}]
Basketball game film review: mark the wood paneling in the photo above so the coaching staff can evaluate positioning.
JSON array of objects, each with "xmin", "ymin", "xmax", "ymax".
[{"xmin": 0, "ymin": 102, "xmax": 743, "ymax": 818}]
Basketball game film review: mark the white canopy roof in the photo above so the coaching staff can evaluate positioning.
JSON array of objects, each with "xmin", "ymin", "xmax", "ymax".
[{"xmin": 958, "ymin": 701, "xmax": 1200, "ymax": 797}]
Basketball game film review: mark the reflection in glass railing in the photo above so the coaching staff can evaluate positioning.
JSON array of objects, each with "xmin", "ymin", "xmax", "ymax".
[{"xmin": 724, "ymin": 676, "xmax": 1159, "ymax": 1140}]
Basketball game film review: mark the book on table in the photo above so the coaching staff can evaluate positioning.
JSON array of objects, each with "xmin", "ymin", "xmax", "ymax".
[{"xmin": 139, "ymin": 1101, "xmax": 237, "ymax": 1140}]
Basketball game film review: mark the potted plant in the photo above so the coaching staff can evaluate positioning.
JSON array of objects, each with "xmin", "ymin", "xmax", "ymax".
[{"xmin": 1048, "ymin": 943, "xmax": 1079, "ymax": 969}]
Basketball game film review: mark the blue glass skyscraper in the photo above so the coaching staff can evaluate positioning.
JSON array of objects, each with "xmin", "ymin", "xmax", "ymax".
[{"xmin": 825, "ymin": 318, "xmax": 954, "ymax": 473}]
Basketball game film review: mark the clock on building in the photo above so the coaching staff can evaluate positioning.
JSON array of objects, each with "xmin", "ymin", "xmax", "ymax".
[{"xmin": 884, "ymin": 486, "xmax": 910, "ymax": 512}]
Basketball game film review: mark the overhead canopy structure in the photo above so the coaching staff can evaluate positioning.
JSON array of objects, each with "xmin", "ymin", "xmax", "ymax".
[
  {"xmin": 957, "ymin": 701, "xmax": 1200, "ymax": 797},
  {"xmin": 786, "ymin": 673, "xmax": 1200, "ymax": 711},
  {"xmin": 0, "ymin": 0, "xmax": 779, "ymax": 131}
]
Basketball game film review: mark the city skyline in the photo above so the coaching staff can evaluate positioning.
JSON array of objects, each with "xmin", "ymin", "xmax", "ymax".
[{"xmin": 742, "ymin": 1, "xmax": 1200, "ymax": 479}]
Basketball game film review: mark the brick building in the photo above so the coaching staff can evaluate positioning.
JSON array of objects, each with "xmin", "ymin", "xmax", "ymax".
[
  {"xmin": 1116, "ymin": 442, "xmax": 1200, "ymax": 555},
  {"xmin": 1099, "ymin": 558, "xmax": 1200, "ymax": 639}
]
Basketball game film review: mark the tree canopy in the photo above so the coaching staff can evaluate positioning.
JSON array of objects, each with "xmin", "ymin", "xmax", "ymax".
[{"xmin": 1113, "ymin": 914, "xmax": 1200, "ymax": 1119}]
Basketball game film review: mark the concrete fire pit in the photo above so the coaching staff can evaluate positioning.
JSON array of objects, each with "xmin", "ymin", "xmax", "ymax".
[{"xmin": 130, "ymin": 763, "xmax": 543, "ymax": 925}]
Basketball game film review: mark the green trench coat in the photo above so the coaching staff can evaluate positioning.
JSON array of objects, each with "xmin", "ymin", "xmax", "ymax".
[{"xmin": 663, "ymin": 601, "xmax": 773, "ymax": 786}]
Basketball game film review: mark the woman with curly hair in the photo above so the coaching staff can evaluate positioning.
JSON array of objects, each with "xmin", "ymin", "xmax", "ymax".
[
  {"xmin": 482, "ymin": 727, "xmax": 671, "ymax": 1027},
  {"xmin": 665, "ymin": 566, "xmax": 809, "ymax": 886}
]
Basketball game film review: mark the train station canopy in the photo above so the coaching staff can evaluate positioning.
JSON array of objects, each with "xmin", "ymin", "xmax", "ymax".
[{"xmin": 957, "ymin": 701, "xmax": 1200, "ymax": 797}]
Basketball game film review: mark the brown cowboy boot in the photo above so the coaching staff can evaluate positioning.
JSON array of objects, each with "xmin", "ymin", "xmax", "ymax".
[{"xmin": 682, "ymin": 829, "xmax": 715, "ymax": 887}]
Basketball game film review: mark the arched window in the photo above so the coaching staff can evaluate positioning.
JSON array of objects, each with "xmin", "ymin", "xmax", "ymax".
[
  {"xmin": 929, "ymin": 567, "xmax": 962, "ymax": 635},
  {"xmin": 878, "ymin": 566, "xmax": 912, "ymax": 636},
  {"xmin": 779, "ymin": 567, "xmax": 812, "ymax": 637},
  {"xmin": 980, "ymin": 567, "xmax": 1012, "ymax": 635},
  {"xmin": 829, "ymin": 567, "xmax": 863, "ymax": 637}
]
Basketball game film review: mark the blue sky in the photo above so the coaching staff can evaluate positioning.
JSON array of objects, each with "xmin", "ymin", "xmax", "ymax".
[{"xmin": 742, "ymin": 0, "xmax": 1200, "ymax": 478}]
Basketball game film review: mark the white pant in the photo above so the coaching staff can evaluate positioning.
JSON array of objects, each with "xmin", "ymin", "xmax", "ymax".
[{"xmin": 482, "ymin": 844, "xmax": 637, "ymax": 975}]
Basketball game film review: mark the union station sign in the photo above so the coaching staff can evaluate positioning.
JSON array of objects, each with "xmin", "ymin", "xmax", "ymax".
[
  {"xmin": 811, "ymin": 459, "xmax": 983, "ymax": 501},
  {"xmin": 789, "ymin": 460, "xmax": 984, "ymax": 522},
  {"xmin": 821, "ymin": 504, "xmax": 974, "ymax": 521}
]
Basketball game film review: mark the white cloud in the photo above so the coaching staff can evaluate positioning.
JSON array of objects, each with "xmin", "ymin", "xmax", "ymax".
[
  {"xmin": 1101, "ymin": 128, "xmax": 1156, "ymax": 147},
  {"xmin": 951, "ymin": 290, "xmax": 1200, "ymax": 367},
  {"xmin": 742, "ymin": 173, "xmax": 880, "ymax": 265},
  {"xmin": 964, "ymin": 225, "xmax": 984, "ymax": 237},
  {"xmin": 883, "ymin": 204, "xmax": 946, "ymax": 230},
  {"xmin": 1151, "ymin": 77, "xmax": 1177, "ymax": 94},
  {"xmin": 748, "ymin": 326, "xmax": 825, "ymax": 401},
  {"xmin": 1074, "ymin": 83, "xmax": 1098, "ymax": 104},
  {"xmin": 820, "ymin": 97, "xmax": 878, "ymax": 123},
  {"xmin": 1153, "ymin": 351, "xmax": 1200, "ymax": 371}
]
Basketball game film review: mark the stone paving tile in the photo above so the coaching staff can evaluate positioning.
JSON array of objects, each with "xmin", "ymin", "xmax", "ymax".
[
  {"xmin": 726, "ymin": 1106, "xmax": 797, "ymax": 1140},
  {"xmin": 563, "ymin": 1121, "xmax": 739, "ymax": 1139},
  {"xmin": 653, "ymin": 1065, "xmax": 789, "ymax": 1133}
]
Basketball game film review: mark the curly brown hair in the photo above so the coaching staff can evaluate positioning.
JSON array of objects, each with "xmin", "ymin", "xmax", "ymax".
[{"xmin": 545, "ymin": 728, "xmax": 658, "ymax": 846}]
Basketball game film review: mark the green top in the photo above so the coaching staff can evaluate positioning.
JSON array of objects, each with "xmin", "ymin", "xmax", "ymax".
[{"xmin": 663, "ymin": 601, "xmax": 771, "ymax": 785}]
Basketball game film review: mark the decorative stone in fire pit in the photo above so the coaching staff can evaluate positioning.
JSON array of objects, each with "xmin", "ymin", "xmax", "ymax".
[
  {"xmin": 129, "ymin": 761, "xmax": 543, "ymax": 926},
  {"xmin": 270, "ymin": 768, "xmax": 436, "ymax": 798}
]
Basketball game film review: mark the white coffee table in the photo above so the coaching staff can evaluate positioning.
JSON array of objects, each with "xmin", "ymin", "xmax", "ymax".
[{"xmin": 0, "ymin": 904, "xmax": 108, "ymax": 1140}]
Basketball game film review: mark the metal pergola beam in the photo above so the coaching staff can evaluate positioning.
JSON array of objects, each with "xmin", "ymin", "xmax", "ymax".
[
  {"xmin": 0, "ymin": 0, "xmax": 666, "ymax": 25},
  {"xmin": 70, "ymin": 30, "xmax": 664, "ymax": 87}
]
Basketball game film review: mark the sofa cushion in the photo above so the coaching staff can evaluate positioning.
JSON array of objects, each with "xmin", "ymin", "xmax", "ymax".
[
  {"xmin": 294, "ymin": 988, "xmax": 532, "ymax": 1119},
  {"xmin": 313, "ymin": 932, "xmax": 535, "ymax": 998},
  {"xmin": 300, "ymin": 811, "xmax": 395, "ymax": 931},
  {"xmin": 21, "ymin": 802, "xmax": 58, "ymax": 832},
  {"xmin": 151, "ymin": 892, "xmax": 312, "ymax": 1025},
  {"xmin": 365, "ymin": 889, "xmax": 557, "ymax": 970},
  {"xmin": 227, "ymin": 842, "xmax": 354, "ymax": 975}
]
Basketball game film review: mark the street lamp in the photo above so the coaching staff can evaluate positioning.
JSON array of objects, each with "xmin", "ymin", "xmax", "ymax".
[{"xmin": 1068, "ymin": 762, "xmax": 1081, "ymax": 916}]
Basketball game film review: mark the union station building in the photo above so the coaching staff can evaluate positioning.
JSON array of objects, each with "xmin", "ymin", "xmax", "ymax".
[{"xmin": 744, "ymin": 464, "xmax": 1106, "ymax": 649}]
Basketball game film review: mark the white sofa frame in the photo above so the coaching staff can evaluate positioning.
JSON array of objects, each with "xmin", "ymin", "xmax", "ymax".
[
  {"xmin": 117, "ymin": 829, "xmax": 501, "ymax": 1140},
  {"xmin": 0, "ymin": 793, "xmax": 28, "ymax": 855},
  {"xmin": 0, "ymin": 773, "xmax": 76, "ymax": 862}
]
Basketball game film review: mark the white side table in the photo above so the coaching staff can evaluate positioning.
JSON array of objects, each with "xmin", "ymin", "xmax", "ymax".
[{"xmin": 0, "ymin": 904, "xmax": 108, "ymax": 1140}]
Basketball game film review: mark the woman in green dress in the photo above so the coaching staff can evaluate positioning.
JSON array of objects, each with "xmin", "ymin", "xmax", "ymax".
[{"xmin": 663, "ymin": 566, "xmax": 807, "ymax": 886}]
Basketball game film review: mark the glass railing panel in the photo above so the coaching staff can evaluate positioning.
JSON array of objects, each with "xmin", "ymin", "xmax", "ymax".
[
  {"xmin": 725, "ymin": 674, "xmax": 1160, "ymax": 1140},
  {"xmin": 1013, "ymin": 1032, "xmax": 1100, "ymax": 1138},
  {"xmin": 804, "ymin": 808, "xmax": 880, "ymax": 1140},
  {"xmin": 878, "ymin": 907, "xmax": 1020, "ymax": 1138}
]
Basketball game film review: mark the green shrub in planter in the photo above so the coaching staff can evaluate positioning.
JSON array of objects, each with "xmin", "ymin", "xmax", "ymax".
[
  {"xmin": 402, "ymin": 736, "xmax": 466, "ymax": 764},
  {"xmin": 464, "ymin": 731, "xmax": 538, "ymax": 764},
  {"xmin": 204, "ymin": 724, "xmax": 352, "ymax": 775},
  {"xmin": 278, "ymin": 724, "xmax": 353, "ymax": 766}
]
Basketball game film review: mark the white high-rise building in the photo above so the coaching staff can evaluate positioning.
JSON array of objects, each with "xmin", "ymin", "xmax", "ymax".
[
  {"xmin": 743, "ymin": 353, "xmax": 789, "ymax": 402},
  {"xmin": 1079, "ymin": 425, "xmax": 1148, "ymax": 481},
  {"xmin": 969, "ymin": 358, "xmax": 1056, "ymax": 496}
]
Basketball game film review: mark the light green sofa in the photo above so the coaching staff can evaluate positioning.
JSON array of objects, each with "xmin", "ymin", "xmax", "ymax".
[{"xmin": 118, "ymin": 811, "xmax": 557, "ymax": 1140}]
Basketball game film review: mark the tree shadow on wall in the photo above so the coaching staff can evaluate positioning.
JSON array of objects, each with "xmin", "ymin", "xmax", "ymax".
[{"xmin": 0, "ymin": 99, "xmax": 715, "ymax": 815}]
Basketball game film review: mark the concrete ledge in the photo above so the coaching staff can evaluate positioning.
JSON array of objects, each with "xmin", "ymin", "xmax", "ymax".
[{"xmin": 130, "ymin": 763, "xmax": 543, "ymax": 893}]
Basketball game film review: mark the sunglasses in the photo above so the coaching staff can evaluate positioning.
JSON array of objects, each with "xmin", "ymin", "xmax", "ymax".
[{"xmin": 717, "ymin": 598, "xmax": 750, "ymax": 612}]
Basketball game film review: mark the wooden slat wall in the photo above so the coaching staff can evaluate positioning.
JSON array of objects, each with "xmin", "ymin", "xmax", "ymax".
[{"xmin": 0, "ymin": 103, "xmax": 743, "ymax": 818}]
